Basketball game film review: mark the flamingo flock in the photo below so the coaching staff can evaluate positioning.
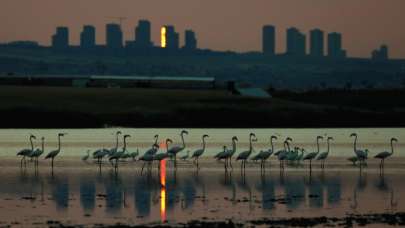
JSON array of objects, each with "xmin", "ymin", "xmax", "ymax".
[{"xmin": 15, "ymin": 130, "xmax": 399, "ymax": 174}]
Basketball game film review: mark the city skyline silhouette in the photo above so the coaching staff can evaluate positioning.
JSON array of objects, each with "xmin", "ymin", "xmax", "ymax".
[{"xmin": 1, "ymin": 0, "xmax": 405, "ymax": 58}]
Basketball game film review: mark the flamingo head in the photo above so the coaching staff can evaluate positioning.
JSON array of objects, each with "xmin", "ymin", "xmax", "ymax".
[
  {"xmin": 317, "ymin": 136, "xmax": 324, "ymax": 140},
  {"xmin": 223, "ymin": 145, "xmax": 227, "ymax": 150},
  {"xmin": 232, "ymin": 136, "xmax": 238, "ymax": 141},
  {"xmin": 350, "ymin": 133, "xmax": 357, "ymax": 137},
  {"xmin": 116, "ymin": 131, "xmax": 122, "ymax": 135},
  {"xmin": 286, "ymin": 137, "xmax": 293, "ymax": 142},
  {"xmin": 181, "ymin": 130, "xmax": 189, "ymax": 135},
  {"xmin": 392, "ymin": 138, "xmax": 398, "ymax": 142},
  {"xmin": 271, "ymin": 135, "xmax": 278, "ymax": 140},
  {"xmin": 154, "ymin": 134, "xmax": 159, "ymax": 139},
  {"xmin": 166, "ymin": 138, "xmax": 173, "ymax": 145},
  {"xmin": 30, "ymin": 134, "xmax": 36, "ymax": 139},
  {"xmin": 59, "ymin": 133, "xmax": 67, "ymax": 137},
  {"xmin": 124, "ymin": 134, "xmax": 131, "ymax": 139},
  {"xmin": 328, "ymin": 137, "xmax": 334, "ymax": 141},
  {"xmin": 203, "ymin": 134, "xmax": 209, "ymax": 138}
]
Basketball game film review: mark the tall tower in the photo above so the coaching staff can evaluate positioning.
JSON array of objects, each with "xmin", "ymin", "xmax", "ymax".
[
  {"xmin": 80, "ymin": 25, "xmax": 96, "ymax": 49},
  {"xmin": 106, "ymin": 23, "xmax": 123, "ymax": 49},
  {"xmin": 184, "ymin": 30, "xmax": 197, "ymax": 50},
  {"xmin": 135, "ymin": 20, "xmax": 152, "ymax": 48},
  {"xmin": 262, "ymin": 25, "xmax": 275, "ymax": 55},
  {"xmin": 161, "ymin": 25, "xmax": 179, "ymax": 50},
  {"xmin": 310, "ymin": 29, "xmax": 324, "ymax": 57},
  {"xmin": 328, "ymin": 32, "xmax": 342, "ymax": 58},
  {"xmin": 286, "ymin": 27, "xmax": 305, "ymax": 56},
  {"xmin": 52, "ymin": 26, "xmax": 69, "ymax": 49}
]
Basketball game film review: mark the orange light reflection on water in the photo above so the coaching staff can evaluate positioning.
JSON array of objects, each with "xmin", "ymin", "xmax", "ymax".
[{"xmin": 160, "ymin": 159, "xmax": 166, "ymax": 222}]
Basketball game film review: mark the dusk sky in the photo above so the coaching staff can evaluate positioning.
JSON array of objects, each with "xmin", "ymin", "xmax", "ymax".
[{"xmin": 1, "ymin": 0, "xmax": 405, "ymax": 58}]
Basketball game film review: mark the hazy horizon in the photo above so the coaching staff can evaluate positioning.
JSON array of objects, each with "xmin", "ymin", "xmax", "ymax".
[{"xmin": 1, "ymin": 0, "xmax": 405, "ymax": 58}]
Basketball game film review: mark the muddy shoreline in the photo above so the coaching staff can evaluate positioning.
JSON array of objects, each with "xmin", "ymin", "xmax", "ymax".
[{"xmin": 11, "ymin": 212, "xmax": 405, "ymax": 227}]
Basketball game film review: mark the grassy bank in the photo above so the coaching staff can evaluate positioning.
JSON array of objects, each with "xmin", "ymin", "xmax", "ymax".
[{"xmin": 0, "ymin": 86, "xmax": 404, "ymax": 128}]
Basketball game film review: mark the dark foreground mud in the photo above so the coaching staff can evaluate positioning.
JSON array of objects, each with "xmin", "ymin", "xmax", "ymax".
[{"xmin": 23, "ymin": 212, "xmax": 405, "ymax": 227}]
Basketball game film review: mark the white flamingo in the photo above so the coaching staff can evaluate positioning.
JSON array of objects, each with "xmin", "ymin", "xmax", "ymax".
[
  {"xmin": 303, "ymin": 136, "xmax": 323, "ymax": 172},
  {"xmin": 17, "ymin": 134, "xmax": 36, "ymax": 167},
  {"xmin": 44, "ymin": 133, "xmax": 67, "ymax": 170},
  {"xmin": 350, "ymin": 133, "xmax": 368, "ymax": 167},
  {"xmin": 316, "ymin": 137, "xmax": 334, "ymax": 169},
  {"xmin": 236, "ymin": 133, "xmax": 257, "ymax": 171},
  {"xmin": 191, "ymin": 134, "xmax": 209, "ymax": 168},
  {"xmin": 374, "ymin": 138, "xmax": 398, "ymax": 170},
  {"xmin": 167, "ymin": 130, "xmax": 188, "ymax": 168}
]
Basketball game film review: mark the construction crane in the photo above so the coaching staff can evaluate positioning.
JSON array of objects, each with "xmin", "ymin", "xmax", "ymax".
[{"xmin": 107, "ymin": 16, "xmax": 127, "ymax": 27}]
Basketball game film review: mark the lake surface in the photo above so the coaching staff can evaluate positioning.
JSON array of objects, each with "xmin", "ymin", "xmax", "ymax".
[
  {"xmin": 0, "ymin": 128, "xmax": 404, "ymax": 157},
  {"xmin": 1, "ymin": 128, "xmax": 405, "ymax": 227},
  {"xmin": 0, "ymin": 160, "xmax": 404, "ymax": 227}
]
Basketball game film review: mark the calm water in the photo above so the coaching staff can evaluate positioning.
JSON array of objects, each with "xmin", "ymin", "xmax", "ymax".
[
  {"xmin": 0, "ymin": 128, "xmax": 404, "ymax": 157},
  {"xmin": 1, "ymin": 128, "xmax": 404, "ymax": 226},
  {"xmin": 0, "ymin": 164, "xmax": 403, "ymax": 227}
]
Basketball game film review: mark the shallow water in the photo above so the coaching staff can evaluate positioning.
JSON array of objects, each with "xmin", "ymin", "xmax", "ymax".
[
  {"xmin": 0, "ymin": 158, "xmax": 404, "ymax": 227},
  {"xmin": 1, "ymin": 128, "xmax": 404, "ymax": 157},
  {"xmin": 1, "ymin": 128, "xmax": 405, "ymax": 227}
]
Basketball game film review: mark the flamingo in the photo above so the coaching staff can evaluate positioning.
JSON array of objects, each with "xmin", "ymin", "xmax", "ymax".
[
  {"xmin": 180, "ymin": 150, "xmax": 190, "ymax": 161},
  {"xmin": 44, "ymin": 133, "xmax": 67, "ymax": 170},
  {"xmin": 316, "ymin": 137, "xmax": 334, "ymax": 169},
  {"xmin": 303, "ymin": 136, "xmax": 323, "ymax": 172},
  {"xmin": 222, "ymin": 136, "xmax": 239, "ymax": 169},
  {"xmin": 275, "ymin": 137, "xmax": 292, "ymax": 170},
  {"xmin": 167, "ymin": 130, "xmax": 188, "ymax": 169},
  {"xmin": 252, "ymin": 136, "xmax": 277, "ymax": 170},
  {"xmin": 92, "ymin": 147, "xmax": 109, "ymax": 164},
  {"xmin": 129, "ymin": 149, "xmax": 139, "ymax": 161},
  {"xmin": 108, "ymin": 131, "xmax": 122, "ymax": 157},
  {"xmin": 144, "ymin": 134, "xmax": 160, "ymax": 156},
  {"xmin": 109, "ymin": 134, "xmax": 131, "ymax": 170},
  {"xmin": 191, "ymin": 134, "xmax": 209, "ymax": 168},
  {"xmin": 82, "ymin": 150, "xmax": 90, "ymax": 162},
  {"xmin": 236, "ymin": 133, "xmax": 257, "ymax": 171},
  {"xmin": 29, "ymin": 136, "xmax": 45, "ymax": 166},
  {"xmin": 153, "ymin": 139, "xmax": 172, "ymax": 171},
  {"xmin": 374, "ymin": 138, "xmax": 398, "ymax": 170},
  {"xmin": 17, "ymin": 134, "xmax": 36, "ymax": 167},
  {"xmin": 277, "ymin": 140, "xmax": 290, "ymax": 170},
  {"xmin": 350, "ymin": 133, "xmax": 368, "ymax": 167}
]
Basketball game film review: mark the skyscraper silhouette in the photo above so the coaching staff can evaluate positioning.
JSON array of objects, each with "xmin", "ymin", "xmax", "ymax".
[
  {"xmin": 106, "ymin": 23, "xmax": 123, "ymax": 49},
  {"xmin": 372, "ymin": 45, "xmax": 389, "ymax": 61},
  {"xmin": 52, "ymin": 27, "xmax": 69, "ymax": 50},
  {"xmin": 262, "ymin": 25, "xmax": 275, "ymax": 55},
  {"xmin": 286, "ymin": 27, "xmax": 306, "ymax": 56},
  {"xmin": 135, "ymin": 20, "xmax": 152, "ymax": 48},
  {"xmin": 328, "ymin": 32, "xmax": 346, "ymax": 58},
  {"xmin": 184, "ymin": 30, "xmax": 197, "ymax": 50},
  {"xmin": 310, "ymin": 29, "xmax": 324, "ymax": 57},
  {"xmin": 161, "ymin": 25, "xmax": 179, "ymax": 50},
  {"xmin": 80, "ymin": 25, "xmax": 96, "ymax": 49}
]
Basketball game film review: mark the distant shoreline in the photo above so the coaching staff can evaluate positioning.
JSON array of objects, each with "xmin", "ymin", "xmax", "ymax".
[{"xmin": 1, "ymin": 86, "xmax": 405, "ymax": 128}]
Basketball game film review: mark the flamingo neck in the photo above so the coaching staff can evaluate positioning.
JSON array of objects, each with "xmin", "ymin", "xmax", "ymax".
[
  {"xmin": 181, "ymin": 133, "xmax": 186, "ymax": 149},
  {"xmin": 57, "ymin": 135, "xmax": 61, "ymax": 151},
  {"xmin": 115, "ymin": 134, "xmax": 120, "ymax": 149},
  {"xmin": 202, "ymin": 137, "xmax": 206, "ymax": 151},
  {"xmin": 390, "ymin": 140, "xmax": 395, "ymax": 155},
  {"xmin": 30, "ymin": 137, "xmax": 34, "ymax": 151},
  {"xmin": 232, "ymin": 139, "xmax": 237, "ymax": 152},
  {"xmin": 123, "ymin": 137, "xmax": 127, "ymax": 151},
  {"xmin": 249, "ymin": 136, "xmax": 253, "ymax": 152},
  {"xmin": 42, "ymin": 139, "xmax": 44, "ymax": 152},
  {"xmin": 270, "ymin": 138, "xmax": 274, "ymax": 153},
  {"xmin": 327, "ymin": 140, "xmax": 330, "ymax": 154},
  {"xmin": 286, "ymin": 141, "xmax": 291, "ymax": 152},
  {"xmin": 166, "ymin": 142, "xmax": 170, "ymax": 153},
  {"xmin": 316, "ymin": 138, "xmax": 320, "ymax": 153},
  {"xmin": 353, "ymin": 135, "xmax": 357, "ymax": 152}
]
